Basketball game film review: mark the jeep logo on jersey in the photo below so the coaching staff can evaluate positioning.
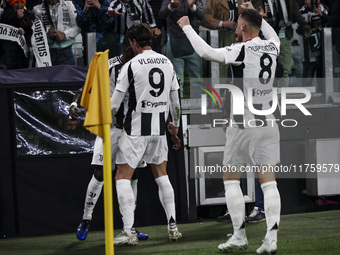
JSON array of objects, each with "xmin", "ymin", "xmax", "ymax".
[
  {"xmin": 202, "ymin": 84, "xmax": 312, "ymax": 116},
  {"xmin": 141, "ymin": 100, "xmax": 167, "ymax": 108}
]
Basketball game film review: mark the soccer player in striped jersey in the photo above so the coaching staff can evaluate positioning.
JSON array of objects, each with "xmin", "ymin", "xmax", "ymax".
[
  {"xmin": 110, "ymin": 23, "xmax": 182, "ymax": 246},
  {"xmin": 178, "ymin": 2, "xmax": 280, "ymax": 254},
  {"xmin": 70, "ymin": 37, "xmax": 149, "ymax": 242}
]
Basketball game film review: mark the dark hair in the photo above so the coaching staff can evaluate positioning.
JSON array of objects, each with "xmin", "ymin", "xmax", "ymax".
[
  {"xmin": 126, "ymin": 23, "xmax": 153, "ymax": 48},
  {"xmin": 123, "ymin": 35, "xmax": 130, "ymax": 48},
  {"xmin": 240, "ymin": 9, "xmax": 262, "ymax": 30}
]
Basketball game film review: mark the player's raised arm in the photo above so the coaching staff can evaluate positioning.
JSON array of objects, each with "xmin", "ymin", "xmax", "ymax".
[
  {"xmin": 177, "ymin": 16, "xmax": 225, "ymax": 63},
  {"xmin": 240, "ymin": 1, "xmax": 280, "ymax": 52},
  {"xmin": 260, "ymin": 19, "xmax": 280, "ymax": 52}
]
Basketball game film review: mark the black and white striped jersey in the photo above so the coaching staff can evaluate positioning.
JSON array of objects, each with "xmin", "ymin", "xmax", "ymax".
[
  {"xmin": 109, "ymin": 55, "xmax": 123, "ymax": 95},
  {"xmin": 298, "ymin": 3, "xmax": 328, "ymax": 63},
  {"xmin": 115, "ymin": 50, "xmax": 179, "ymax": 136},
  {"xmin": 108, "ymin": 0, "xmax": 156, "ymax": 35},
  {"xmin": 108, "ymin": 55, "xmax": 125, "ymax": 127},
  {"xmin": 222, "ymin": 35, "xmax": 280, "ymax": 129},
  {"xmin": 299, "ymin": 3, "xmax": 328, "ymax": 26}
]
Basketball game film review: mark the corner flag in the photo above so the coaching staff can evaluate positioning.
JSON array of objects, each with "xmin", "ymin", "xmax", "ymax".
[
  {"xmin": 80, "ymin": 50, "xmax": 114, "ymax": 255},
  {"xmin": 80, "ymin": 50, "xmax": 112, "ymax": 137}
]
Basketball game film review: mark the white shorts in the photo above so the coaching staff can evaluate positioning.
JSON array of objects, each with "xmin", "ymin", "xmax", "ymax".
[
  {"xmin": 223, "ymin": 126, "xmax": 280, "ymax": 169},
  {"xmin": 116, "ymin": 130, "xmax": 168, "ymax": 169},
  {"xmin": 91, "ymin": 127, "xmax": 122, "ymax": 166}
]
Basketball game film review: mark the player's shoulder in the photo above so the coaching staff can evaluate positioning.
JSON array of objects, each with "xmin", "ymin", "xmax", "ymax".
[
  {"xmin": 225, "ymin": 42, "xmax": 244, "ymax": 52},
  {"xmin": 246, "ymin": 38, "xmax": 279, "ymax": 55},
  {"xmin": 228, "ymin": 42, "xmax": 242, "ymax": 48},
  {"xmin": 108, "ymin": 55, "xmax": 123, "ymax": 69},
  {"xmin": 135, "ymin": 49, "xmax": 163, "ymax": 58}
]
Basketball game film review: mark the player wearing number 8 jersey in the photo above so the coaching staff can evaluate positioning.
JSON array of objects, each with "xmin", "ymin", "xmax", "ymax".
[
  {"xmin": 178, "ymin": 3, "xmax": 281, "ymax": 254},
  {"xmin": 110, "ymin": 23, "xmax": 182, "ymax": 246}
]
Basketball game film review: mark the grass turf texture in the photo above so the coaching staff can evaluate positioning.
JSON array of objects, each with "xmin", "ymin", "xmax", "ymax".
[{"xmin": 1, "ymin": 210, "xmax": 340, "ymax": 255}]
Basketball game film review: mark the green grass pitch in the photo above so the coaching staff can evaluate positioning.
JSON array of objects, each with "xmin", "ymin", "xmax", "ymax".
[{"xmin": 1, "ymin": 210, "xmax": 340, "ymax": 254}]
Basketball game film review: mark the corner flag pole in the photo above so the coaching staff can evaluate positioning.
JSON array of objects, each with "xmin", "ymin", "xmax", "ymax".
[
  {"xmin": 80, "ymin": 50, "xmax": 114, "ymax": 255},
  {"xmin": 103, "ymin": 123, "xmax": 114, "ymax": 255}
]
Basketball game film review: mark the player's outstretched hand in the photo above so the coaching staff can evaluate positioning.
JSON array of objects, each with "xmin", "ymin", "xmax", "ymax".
[
  {"xmin": 177, "ymin": 16, "xmax": 190, "ymax": 29},
  {"xmin": 240, "ymin": 2, "xmax": 254, "ymax": 9},
  {"xmin": 69, "ymin": 105, "xmax": 80, "ymax": 120},
  {"xmin": 171, "ymin": 135, "xmax": 181, "ymax": 150}
]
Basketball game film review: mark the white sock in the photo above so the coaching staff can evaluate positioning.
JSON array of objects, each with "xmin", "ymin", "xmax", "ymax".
[
  {"xmin": 224, "ymin": 180, "xmax": 246, "ymax": 239},
  {"xmin": 116, "ymin": 179, "xmax": 135, "ymax": 236},
  {"xmin": 155, "ymin": 175, "xmax": 177, "ymax": 231},
  {"xmin": 131, "ymin": 179, "xmax": 138, "ymax": 208},
  {"xmin": 82, "ymin": 175, "xmax": 103, "ymax": 220},
  {"xmin": 261, "ymin": 181, "xmax": 281, "ymax": 242}
]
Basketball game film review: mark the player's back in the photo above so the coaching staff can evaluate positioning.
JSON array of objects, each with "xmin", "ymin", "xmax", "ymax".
[
  {"xmin": 231, "ymin": 38, "xmax": 278, "ymax": 100},
  {"xmin": 227, "ymin": 37, "xmax": 279, "ymax": 128},
  {"xmin": 119, "ymin": 50, "xmax": 177, "ymax": 136}
]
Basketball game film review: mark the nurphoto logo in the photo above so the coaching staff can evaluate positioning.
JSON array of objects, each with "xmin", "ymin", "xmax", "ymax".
[{"xmin": 201, "ymin": 84, "xmax": 312, "ymax": 128}]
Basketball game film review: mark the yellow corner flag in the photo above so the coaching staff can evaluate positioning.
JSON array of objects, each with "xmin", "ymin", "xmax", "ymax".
[
  {"xmin": 80, "ymin": 50, "xmax": 112, "ymax": 138},
  {"xmin": 80, "ymin": 50, "xmax": 114, "ymax": 255}
]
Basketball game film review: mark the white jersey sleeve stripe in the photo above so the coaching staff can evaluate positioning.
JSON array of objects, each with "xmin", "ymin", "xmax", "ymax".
[
  {"xmin": 261, "ymin": 19, "xmax": 280, "ymax": 54},
  {"xmin": 182, "ymin": 25, "xmax": 226, "ymax": 63}
]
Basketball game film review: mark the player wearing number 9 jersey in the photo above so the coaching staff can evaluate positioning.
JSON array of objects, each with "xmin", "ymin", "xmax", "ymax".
[
  {"xmin": 116, "ymin": 46, "xmax": 179, "ymax": 136},
  {"xmin": 110, "ymin": 23, "xmax": 182, "ymax": 246},
  {"xmin": 179, "ymin": 3, "xmax": 281, "ymax": 254}
]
